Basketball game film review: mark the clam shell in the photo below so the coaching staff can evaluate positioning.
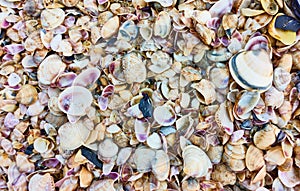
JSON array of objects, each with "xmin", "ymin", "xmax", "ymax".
[
  {"xmin": 117, "ymin": 20, "xmax": 138, "ymax": 41},
  {"xmin": 233, "ymin": 90, "xmax": 260, "ymax": 120},
  {"xmin": 278, "ymin": 167, "xmax": 300, "ymax": 188},
  {"xmin": 211, "ymin": 164, "xmax": 236, "ymax": 186},
  {"xmin": 98, "ymin": 138, "xmax": 119, "ymax": 161},
  {"xmin": 134, "ymin": 147, "xmax": 156, "ymax": 173},
  {"xmin": 253, "ymin": 124, "xmax": 277, "ymax": 150},
  {"xmin": 41, "ymin": 8, "xmax": 65, "ymax": 30},
  {"xmin": 261, "ymin": 0, "xmax": 278, "ymax": 15},
  {"xmin": 245, "ymin": 145, "xmax": 265, "ymax": 171},
  {"xmin": 229, "ymin": 50, "xmax": 273, "ymax": 92},
  {"xmin": 149, "ymin": 51, "xmax": 172, "ymax": 74},
  {"xmin": 15, "ymin": 84, "xmax": 38, "ymax": 105},
  {"xmin": 72, "ymin": 67, "xmax": 100, "ymax": 88},
  {"xmin": 183, "ymin": 145, "xmax": 212, "ymax": 177},
  {"xmin": 79, "ymin": 166, "xmax": 93, "ymax": 188},
  {"xmin": 58, "ymin": 86, "xmax": 93, "ymax": 116},
  {"xmin": 264, "ymin": 146, "xmax": 285, "ymax": 165},
  {"xmin": 154, "ymin": 11, "xmax": 171, "ymax": 38},
  {"xmin": 153, "ymin": 105, "xmax": 176, "ymax": 126},
  {"xmin": 37, "ymin": 54, "xmax": 66, "ymax": 85},
  {"xmin": 273, "ymin": 67, "xmax": 291, "ymax": 91},
  {"xmin": 215, "ymin": 102, "xmax": 234, "ymax": 135},
  {"xmin": 28, "ymin": 173, "xmax": 55, "ymax": 191},
  {"xmin": 101, "ymin": 16, "xmax": 119, "ymax": 39},
  {"xmin": 151, "ymin": 150, "xmax": 170, "ymax": 181},
  {"xmin": 191, "ymin": 79, "xmax": 216, "ymax": 105},
  {"xmin": 122, "ymin": 52, "xmax": 146, "ymax": 84},
  {"xmin": 58, "ymin": 120, "xmax": 91, "ymax": 150}
]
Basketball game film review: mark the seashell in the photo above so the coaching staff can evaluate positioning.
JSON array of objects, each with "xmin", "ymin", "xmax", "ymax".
[
  {"xmin": 40, "ymin": 8, "xmax": 65, "ymax": 30},
  {"xmin": 134, "ymin": 118, "xmax": 150, "ymax": 142},
  {"xmin": 292, "ymin": 0, "xmax": 300, "ymax": 19},
  {"xmin": 28, "ymin": 173, "xmax": 55, "ymax": 191},
  {"xmin": 275, "ymin": 15, "xmax": 300, "ymax": 32},
  {"xmin": 278, "ymin": 167, "xmax": 300, "ymax": 188},
  {"xmin": 277, "ymin": 54, "xmax": 292, "ymax": 73},
  {"xmin": 117, "ymin": 20, "xmax": 138, "ymax": 41},
  {"xmin": 101, "ymin": 16, "xmax": 119, "ymax": 39},
  {"xmin": 278, "ymin": 158, "xmax": 293, "ymax": 172},
  {"xmin": 224, "ymin": 143, "xmax": 247, "ymax": 160},
  {"xmin": 116, "ymin": 147, "xmax": 132, "ymax": 166},
  {"xmin": 151, "ymin": 150, "xmax": 170, "ymax": 181},
  {"xmin": 241, "ymin": 8, "xmax": 265, "ymax": 17},
  {"xmin": 148, "ymin": 50, "xmax": 172, "ymax": 74},
  {"xmin": 252, "ymin": 165, "xmax": 267, "ymax": 184},
  {"xmin": 253, "ymin": 124, "xmax": 277, "ymax": 150},
  {"xmin": 56, "ymin": 72, "xmax": 77, "ymax": 89},
  {"xmin": 154, "ymin": 11, "xmax": 171, "ymax": 38},
  {"xmin": 138, "ymin": 93, "xmax": 153, "ymax": 118},
  {"xmin": 206, "ymin": 146, "xmax": 223, "ymax": 164},
  {"xmin": 264, "ymin": 86, "xmax": 284, "ymax": 108},
  {"xmin": 211, "ymin": 164, "xmax": 236, "ymax": 186},
  {"xmin": 222, "ymin": 14, "xmax": 238, "ymax": 36},
  {"xmin": 62, "ymin": 0, "xmax": 79, "ymax": 7},
  {"xmin": 207, "ymin": 48, "xmax": 233, "ymax": 62},
  {"xmin": 144, "ymin": 0, "xmax": 173, "ymax": 7},
  {"xmin": 98, "ymin": 138, "xmax": 119, "ymax": 162},
  {"xmin": 26, "ymin": 100, "xmax": 45, "ymax": 116},
  {"xmin": 147, "ymin": 133, "xmax": 162, "ymax": 149},
  {"xmin": 229, "ymin": 50, "xmax": 273, "ymax": 92},
  {"xmin": 37, "ymin": 54, "xmax": 66, "ymax": 85},
  {"xmin": 192, "ymin": 10, "xmax": 211, "ymax": 25},
  {"xmin": 7, "ymin": 73, "xmax": 20, "ymax": 87},
  {"xmin": 15, "ymin": 84, "xmax": 38, "ymax": 105},
  {"xmin": 264, "ymin": 146, "xmax": 286, "ymax": 166},
  {"xmin": 273, "ymin": 67, "xmax": 291, "ymax": 91},
  {"xmin": 245, "ymin": 145, "xmax": 265, "ymax": 171},
  {"xmin": 122, "ymin": 52, "xmax": 146, "ymax": 83},
  {"xmin": 191, "ymin": 79, "xmax": 216, "ymax": 105},
  {"xmin": 278, "ymin": 100, "xmax": 292, "ymax": 122},
  {"xmin": 58, "ymin": 86, "xmax": 93, "ymax": 116},
  {"xmin": 181, "ymin": 66, "xmax": 202, "ymax": 82},
  {"xmin": 244, "ymin": 35, "xmax": 269, "ymax": 51},
  {"xmin": 58, "ymin": 120, "xmax": 91, "ymax": 150},
  {"xmin": 195, "ymin": 24, "xmax": 215, "ymax": 45},
  {"xmin": 215, "ymin": 103, "xmax": 234, "ymax": 135},
  {"xmin": 16, "ymin": 153, "xmax": 35, "ymax": 173},
  {"xmin": 79, "ymin": 166, "xmax": 93, "ymax": 188},
  {"xmin": 209, "ymin": 0, "xmax": 233, "ymax": 18},
  {"xmin": 4, "ymin": 44, "xmax": 24, "ymax": 55},
  {"xmin": 134, "ymin": 147, "xmax": 156, "ymax": 173},
  {"xmin": 233, "ymin": 90, "xmax": 260, "ymax": 120},
  {"xmin": 268, "ymin": 13, "xmax": 296, "ymax": 45},
  {"xmin": 182, "ymin": 145, "xmax": 212, "ymax": 177},
  {"xmin": 282, "ymin": 139, "xmax": 293, "ymax": 158},
  {"xmin": 88, "ymin": 179, "xmax": 116, "ymax": 191},
  {"xmin": 181, "ymin": 178, "xmax": 200, "ymax": 191},
  {"xmin": 72, "ymin": 67, "xmax": 100, "ymax": 88},
  {"xmin": 33, "ymin": 137, "xmax": 51, "ymax": 154},
  {"xmin": 209, "ymin": 67, "xmax": 229, "ymax": 90},
  {"xmin": 261, "ymin": 0, "xmax": 278, "ymax": 15},
  {"xmin": 153, "ymin": 105, "xmax": 176, "ymax": 126},
  {"xmin": 222, "ymin": 153, "xmax": 245, "ymax": 171}
]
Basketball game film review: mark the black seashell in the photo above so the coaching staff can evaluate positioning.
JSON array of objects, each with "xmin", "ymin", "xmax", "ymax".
[
  {"xmin": 80, "ymin": 146, "xmax": 103, "ymax": 169},
  {"xmin": 275, "ymin": 15, "xmax": 300, "ymax": 32},
  {"xmin": 291, "ymin": 0, "xmax": 300, "ymax": 20},
  {"xmin": 138, "ymin": 93, "xmax": 153, "ymax": 118}
]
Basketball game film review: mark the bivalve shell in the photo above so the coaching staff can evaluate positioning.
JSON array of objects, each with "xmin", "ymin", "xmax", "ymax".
[
  {"xmin": 154, "ymin": 11, "xmax": 171, "ymax": 38},
  {"xmin": 253, "ymin": 124, "xmax": 277, "ymax": 150},
  {"xmin": 153, "ymin": 105, "xmax": 176, "ymax": 126},
  {"xmin": 15, "ymin": 85, "xmax": 38, "ymax": 105},
  {"xmin": 122, "ymin": 52, "xmax": 146, "ymax": 84},
  {"xmin": 191, "ymin": 79, "xmax": 216, "ymax": 105},
  {"xmin": 229, "ymin": 50, "xmax": 273, "ymax": 92},
  {"xmin": 101, "ymin": 16, "xmax": 120, "ymax": 39},
  {"xmin": 28, "ymin": 173, "xmax": 55, "ymax": 191},
  {"xmin": 273, "ymin": 67, "xmax": 291, "ymax": 91},
  {"xmin": 40, "ymin": 8, "xmax": 65, "ymax": 30},
  {"xmin": 245, "ymin": 145, "xmax": 265, "ymax": 171},
  {"xmin": 151, "ymin": 150, "xmax": 170, "ymax": 181}
]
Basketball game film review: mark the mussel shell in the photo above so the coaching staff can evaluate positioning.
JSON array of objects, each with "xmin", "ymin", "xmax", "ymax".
[
  {"xmin": 291, "ymin": 0, "xmax": 300, "ymax": 20},
  {"xmin": 229, "ymin": 50, "xmax": 273, "ymax": 92},
  {"xmin": 275, "ymin": 15, "xmax": 300, "ymax": 32}
]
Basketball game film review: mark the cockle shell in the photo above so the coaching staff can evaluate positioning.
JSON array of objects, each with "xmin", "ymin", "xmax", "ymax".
[
  {"xmin": 154, "ymin": 11, "xmax": 171, "ymax": 38},
  {"xmin": 151, "ymin": 150, "xmax": 170, "ymax": 181},
  {"xmin": 273, "ymin": 67, "xmax": 291, "ymax": 91},
  {"xmin": 40, "ymin": 8, "xmax": 65, "ymax": 30},
  {"xmin": 58, "ymin": 86, "xmax": 93, "ymax": 116},
  {"xmin": 37, "ymin": 54, "xmax": 66, "ymax": 85},
  {"xmin": 101, "ymin": 16, "xmax": 119, "ymax": 39},
  {"xmin": 191, "ymin": 79, "xmax": 216, "ymax": 105},
  {"xmin": 245, "ymin": 145, "xmax": 265, "ymax": 171},
  {"xmin": 28, "ymin": 173, "xmax": 55, "ymax": 191},
  {"xmin": 15, "ymin": 84, "xmax": 38, "ymax": 105},
  {"xmin": 229, "ymin": 50, "xmax": 273, "ymax": 92},
  {"xmin": 122, "ymin": 52, "xmax": 146, "ymax": 84},
  {"xmin": 182, "ymin": 145, "xmax": 212, "ymax": 177},
  {"xmin": 153, "ymin": 105, "xmax": 176, "ymax": 126},
  {"xmin": 58, "ymin": 119, "xmax": 91, "ymax": 150}
]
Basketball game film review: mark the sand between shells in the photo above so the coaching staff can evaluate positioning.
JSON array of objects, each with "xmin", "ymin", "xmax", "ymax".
[{"xmin": 0, "ymin": 0, "xmax": 300, "ymax": 190}]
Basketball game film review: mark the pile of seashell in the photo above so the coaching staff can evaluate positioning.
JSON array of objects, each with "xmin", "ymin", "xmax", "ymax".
[{"xmin": 0, "ymin": 0, "xmax": 300, "ymax": 190}]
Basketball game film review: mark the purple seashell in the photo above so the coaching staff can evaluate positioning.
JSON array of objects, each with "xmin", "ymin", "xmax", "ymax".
[
  {"xmin": 209, "ymin": 0, "xmax": 233, "ymax": 18},
  {"xmin": 98, "ymin": 96, "xmax": 109, "ymax": 111},
  {"xmin": 64, "ymin": 16, "xmax": 76, "ymax": 28},
  {"xmin": 206, "ymin": 17, "xmax": 221, "ymax": 30},
  {"xmin": 134, "ymin": 118, "xmax": 150, "ymax": 142},
  {"xmin": 1, "ymin": 19, "xmax": 11, "ymax": 29},
  {"xmin": 231, "ymin": 30, "xmax": 243, "ymax": 42},
  {"xmin": 98, "ymin": 0, "xmax": 109, "ymax": 4},
  {"xmin": 4, "ymin": 113, "xmax": 19, "ymax": 128},
  {"xmin": 72, "ymin": 67, "xmax": 100, "ymax": 88},
  {"xmin": 211, "ymin": 37, "xmax": 221, "ymax": 47},
  {"xmin": 50, "ymin": 34, "xmax": 62, "ymax": 51},
  {"xmin": 41, "ymin": 158, "xmax": 62, "ymax": 169},
  {"xmin": 53, "ymin": 25, "xmax": 67, "ymax": 34},
  {"xmin": 81, "ymin": 30, "xmax": 89, "ymax": 40},
  {"xmin": 230, "ymin": 130, "xmax": 244, "ymax": 142},
  {"xmin": 245, "ymin": 36, "xmax": 268, "ymax": 51},
  {"xmin": 102, "ymin": 172, "xmax": 119, "ymax": 181},
  {"xmin": 102, "ymin": 85, "xmax": 114, "ymax": 97},
  {"xmin": 12, "ymin": 21, "xmax": 24, "ymax": 30},
  {"xmin": 56, "ymin": 72, "xmax": 77, "ymax": 89},
  {"xmin": 220, "ymin": 36, "xmax": 230, "ymax": 46},
  {"xmin": 4, "ymin": 44, "xmax": 25, "ymax": 55}
]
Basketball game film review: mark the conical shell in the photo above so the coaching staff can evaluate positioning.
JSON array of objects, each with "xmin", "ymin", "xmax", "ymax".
[{"xmin": 229, "ymin": 50, "xmax": 273, "ymax": 92}]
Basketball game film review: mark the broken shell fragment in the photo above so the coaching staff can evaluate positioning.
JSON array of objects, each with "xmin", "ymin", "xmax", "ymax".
[
  {"xmin": 33, "ymin": 137, "xmax": 51, "ymax": 154},
  {"xmin": 229, "ymin": 50, "xmax": 273, "ymax": 92},
  {"xmin": 28, "ymin": 173, "xmax": 55, "ymax": 191},
  {"xmin": 149, "ymin": 50, "xmax": 172, "ymax": 74},
  {"xmin": 261, "ymin": 0, "xmax": 278, "ymax": 15},
  {"xmin": 278, "ymin": 167, "xmax": 300, "ymax": 188},
  {"xmin": 245, "ymin": 145, "xmax": 265, "ymax": 171},
  {"xmin": 154, "ymin": 11, "xmax": 171, "ymax": 38},
  {"xmin": 134, "ymin": 147, "xmax": 156, "ymax": 173},
  {"xmin": 118, "ymin": 20, "xmax": 138, "ymax": 41},
  {"xmin": 41, "ymin": 8, "xmax": 65, "ymax": 30},
  {"xmin": 192, "ymin": 79, "xmax": 216, "ymax": 105},
  {"xmin": 72, "ymin": 67, "xmax": 100, "ymax": 88},
  {"xmin": 15, "ymin": 84, "xmax": 38, "ymax": 105},
  {"xmin": 101, "ymin": 16, "xmax": 119, "ymax": 39},
  {"xmin": 151, "ymin": 150, "xmax": 170, "ymax": 181},
  {"xmin": 153, "ymin": 105, "xmax": 176, "ymax": 126},
  {"xmin": 58, "ymin": 86, "xmax": 93, "ymax": 116},
  {"xmin": 122, "ymin": 52, "xmax": 146, "ymax": 83},
  {"xmin": 211, "ymin": 164, "xmax": 236, "ymax": 186},
  {"xmin": 79, "ymin": 166, "xmax": 93, "ymax": 188}
]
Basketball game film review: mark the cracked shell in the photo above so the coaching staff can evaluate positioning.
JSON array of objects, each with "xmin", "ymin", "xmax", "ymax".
[
  {"xmin": 41, "ymin": 8, "xmax": 65, "ymax": 30},
  {"xmin": 191, "ymin": 79, "xmax": 216, "ymax": 105},
  {"xmin": 229, "ymin": 50, "xmax": 273, "ymax": 93},
  {"xmin": 58, "ymin": 86, "xmax": 93, "ymax": 116}
]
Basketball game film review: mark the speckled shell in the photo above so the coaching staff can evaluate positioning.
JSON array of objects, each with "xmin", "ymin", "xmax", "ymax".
[
  {"xmin": 229, "ymin": 50, "xmax": 273, "ymax": 93},
  {"xmin": 40, "ymin": 8, "xmax": 65, "ymax": 30},
  {"xmin": 122, "ymin": 53, "xmax": 146, "ymax": 84}
]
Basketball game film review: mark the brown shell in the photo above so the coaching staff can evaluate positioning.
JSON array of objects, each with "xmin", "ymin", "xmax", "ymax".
[{"xmin": 245, "ymin": 145, "xmax": 265, "ymax": 171}]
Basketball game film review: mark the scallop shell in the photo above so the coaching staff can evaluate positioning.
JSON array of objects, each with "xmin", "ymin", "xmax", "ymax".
[
  {"xmin": 154, "ymin": 11, "xmax": 171, "ymax": 38},
  {"xmin": 122, "ymin": 52, "xmax": 146, "ymax": 84},
  {"xmin": 273, "ymin": 67, "xmax": 291, "ymax": 91},
  {"xmin": 41, "ymin": 8, "xmax": 65, "ymax": 30},
  {"xmin": 245, "ymin": 145, "xmax": 265, "ymax": 171},
  {"xmin": 15, "ymin": 84, "xmax": 38, "ymax": 105},
  {"xmin": 58, "ymin": 120, "xmax": 91, "ymax": 150},
  {"xmin": 229, "ymin": 50, "xmax": 273, "ymax": 92},
  {"xmin": 183, "ymin": 145, "xmax": 212, "ymax": 177},
  {"xmin": 37, "ymin": 54, "xmax": 66, "ymax": 85},
  {"xmin": 191, "ymin": 79, "xmax": 216, "ymax": 105},
  {"xmin": 101, "ymin": 16, "xmax": 119, "ymax": 39},
  {"xmin": 28, "ymin": 173, "xmax": 55, "ymax": 191},
  {"xmin": 58, "ymin": 86, "xmax": 93, "ymax": 116},
  {"xmin": 151, "ymin": 150, "xmax": 170, "ymax": 181},
  {"xmin": 153, "ymin": 105, "xmax": 176, "ymax": 126}
]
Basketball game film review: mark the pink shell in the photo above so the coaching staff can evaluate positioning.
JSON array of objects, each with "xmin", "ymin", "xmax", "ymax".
[
  {"xmin": 4, "ymin": 113, "xmax": 19, "ymax": 128},
  {"xmin": 4, "ymin": 44, "xmax": 25, "ymax": 55},
  {"xmin": 209, "ymin": 0, "xmax": 233, "ymax": 18}
]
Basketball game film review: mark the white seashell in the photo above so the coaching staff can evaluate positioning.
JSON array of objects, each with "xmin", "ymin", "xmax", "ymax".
[
  {"xmin": 41, "ymin": 8, "xmax": 65, "ymax": 30},
  {"xmin": 278, "ymin": 167, "xmax": 300, "ymax": 188},
  {"xmin": 116, "ymin": 147, "xmax": 132, "ymax": 166},
  {"xmin": 153, "ymin": 105, "xmax": 176, "ymax": 126},
  {"xmin": 33, "ymin": 137, "xmax": 51, "ymax": 153},
  {"xmin": 122, "ymin": 52, "xmax": 146, "ymax": 84},
  {"xmin": 233, "ymin": 90, "xmax": 260, "ymax": 120},
  {"xmin": 28, "ymin": 173, "xmax": 55, "ymax": 191},
  {"xmin": 72, "ymin": 67, "xmax": 100, "ymax": 88},
  {"xmin": 26, "ymin": 100, "xmax": 45, "ymax": 116},
  {"xmin": 117, "ymin": 20, "xmax": 138, "ymax": 41},
  {"xmin": 37, "ymin": 54, "xmax": 66, "ymax": 85},
  {"xmin": 58, "ymin": 86, "xmax": 93, "ymax": 116},
  {"xmin": 154, "ymin": 11, "xmax": 171, "ymax": 38},
  {"xmin": 273, "ymin": 67, "xmax": 291, "ymax": 91},
  {"xmin": 101, "ymin": 16, "xmax": 119, "ymax": 39},
  {"xmin": 148, "ymin": 50, "xmax": 172, "ymax": 74},
  {"xmin": 134, "ymin": 147, "xmax": 156, "ymax": 173},
  {"xmin": 98, "ymin": 138, "xmax": 119, "ymax": 162},
  {"xmin": 191, "ymin": 79, "xmax": 216, "ymax": 105},
  {"xmin": 264, "ymin": 86, "xmax": 284, "ymax": 108},
  {"xmin": 146, "ymin": 133, "xmax": 162, "ymax": 149},
  {"xmin": 134, "ymin": 118, "xmax": 150, "ymax": 142},
  {"xmin": 151, "ymin": 150, "xmax": 170, "ymax": 181},
  {"xmin": 215, "ymin": 102, "xmax": 234, "ymax": 135}
]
